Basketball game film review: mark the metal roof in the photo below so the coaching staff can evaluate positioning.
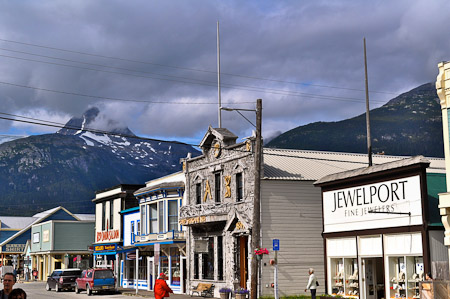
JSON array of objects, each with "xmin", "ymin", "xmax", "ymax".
[
  {"xmin": 263, "ymin": 148, "xmax": 445, "ymax": 181},
  {"xmin": 0, "ymin": 217, "xmax": 37, "ymax": 229}
]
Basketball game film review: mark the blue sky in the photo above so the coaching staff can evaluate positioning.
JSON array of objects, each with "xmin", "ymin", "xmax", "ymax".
[{"xmin": 0, "ymin": 0, "xmax": 449, "ymax": 145}]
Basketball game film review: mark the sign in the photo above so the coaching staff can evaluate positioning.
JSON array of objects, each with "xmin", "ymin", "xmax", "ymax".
[
  {"xmin": 5, "ymin": 244, "xmax": 25, "ymax": 252},
  {"xmin": 43, "ymin": 230, "xmax": 50, "ymax": 242},
  {"xmin": 323, "ymin": 175, "xmax": 423, "ymax": 233},
  {"xmin": 273, "ymin": 239, "xmax": 280, "ymax": 251},
  {"xmin": 94, "ymin": 244, "xmax": 116, "ymax": 252},
  {"xmin": 179, "ymin": 216, "xmax": 206, "ymax": 225},
  {"xmin": 96, "ymin": 229, "xmax": 120, "ymax": 242},
  {"xmin": 194, "ymin": 239, "xmax": 208, "ymax": 253}
]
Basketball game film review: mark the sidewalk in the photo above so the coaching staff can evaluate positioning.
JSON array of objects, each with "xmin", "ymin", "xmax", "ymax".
[{"xmin": 119, "ymin": 287, "xmax": 195, "ymax": 299}]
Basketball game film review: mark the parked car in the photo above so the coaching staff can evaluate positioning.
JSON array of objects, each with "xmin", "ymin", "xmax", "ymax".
[
  {"xmin": 75, "ymin": 268, "xmax": 116, "ymax": 296},
  {"xmin": 46, "ymin": 268, "xmax": 82, "ymax": 292}
]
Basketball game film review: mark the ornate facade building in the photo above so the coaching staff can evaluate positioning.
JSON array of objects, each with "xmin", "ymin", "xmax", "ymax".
[{"xmin": 180, "ymin": 127, "xmax": 256, "ymax": 293}]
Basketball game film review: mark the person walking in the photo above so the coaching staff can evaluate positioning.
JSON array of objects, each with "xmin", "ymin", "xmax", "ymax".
[
  {"xmin": 154, "ymin": 273, "xmax": 173, "ymax": 299},
  {"xmin": 304, "ymin": 268, "xmax": 317, "ymax": 299}
]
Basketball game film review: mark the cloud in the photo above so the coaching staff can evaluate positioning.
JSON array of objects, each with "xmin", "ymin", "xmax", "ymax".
[{"xmin": 0, "ymin": 0, "xmax": 447, "ymax": 142}]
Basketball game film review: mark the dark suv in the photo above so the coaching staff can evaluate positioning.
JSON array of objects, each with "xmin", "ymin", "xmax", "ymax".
[{"xmin": 46, "ymin": 268, "xmax": 82, "ymax": 292}]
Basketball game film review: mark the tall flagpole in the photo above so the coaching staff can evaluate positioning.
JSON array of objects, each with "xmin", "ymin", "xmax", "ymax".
[
  {"xmin": 364, "ymin": 37, "xmax": 372, "ymax": 166},
  {"xmin": 217, "ymin": 21, "xmax": 222, "ymax": 128}
]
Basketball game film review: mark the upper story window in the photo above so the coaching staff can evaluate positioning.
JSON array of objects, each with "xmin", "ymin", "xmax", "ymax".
[
  {"xmin": 102, "ymin": 202, "xmax": 106, "ymax": 231},
  {"xmin": 141, "ymin": 206, "xmax": 147, "ymax": 235},
  {"xmin": 215, "ymin": 173, "xmax": 221, "ymax": 203},
  {"xmin": 236, "ymin": 173, "xmax": 243, "ymax": 202},
  {"xmin": 149, "ymin": 204, "xmax": 158, "ymax": 233},
  {"xmin": 137, "ymin": 220, "xmax": 141, "ymax": 236},
  {"xmin": 159, "ymin": 202, "xmax": 165, "ymax": 233},
  {"xmin": 109, "ymin": 200, "xmax": 114, "ymax": 229},
  {"xmin": 131, "ymin": 221, "xmax": 135, "ymax": 244},
  {"xmin": 168, "ymin": 200, "xmax": 178, "ymax": 231},
  {"xmin": 196, "ymin": 183, "xmax": 202, "ymax": 204}
]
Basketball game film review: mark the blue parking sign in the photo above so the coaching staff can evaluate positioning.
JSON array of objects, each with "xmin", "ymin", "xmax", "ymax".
[{"xmin": 273, "ymin": 239, "xmax": 280, "ymax": 251}]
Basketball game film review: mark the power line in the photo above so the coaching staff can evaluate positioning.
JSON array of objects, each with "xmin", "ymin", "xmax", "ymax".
[
  {"xmin": 0, "ymin": 53, "xmax": 386, "ymax": 104},
  {"xmin": 0, "ymin": 37, "xmax": 398, "ymax": 96}
]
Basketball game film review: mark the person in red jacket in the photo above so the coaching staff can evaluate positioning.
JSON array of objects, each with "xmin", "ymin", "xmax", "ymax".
[{"xmin": 154, "ymin": 273, "xmax": 173, "ymax": 299}]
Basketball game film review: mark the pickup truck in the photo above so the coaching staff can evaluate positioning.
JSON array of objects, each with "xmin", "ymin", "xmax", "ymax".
[{"xmin": 75, "ymin": 268, "xmax": 116, "ymax": 296}]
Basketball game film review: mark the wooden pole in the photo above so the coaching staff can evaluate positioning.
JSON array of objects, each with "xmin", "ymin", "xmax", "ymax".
[{"xmin": 364, "ymin": 38, "xmax": 373, "ymax": 166}]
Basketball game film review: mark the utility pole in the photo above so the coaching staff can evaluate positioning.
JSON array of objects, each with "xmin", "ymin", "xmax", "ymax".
[
  {"xmin": 251, "ymin": 99, "xmax": 262, "ymax": 299},
  {"xmin": 363, "ymin": 38, "xmax": 372, "ymax": 166}
]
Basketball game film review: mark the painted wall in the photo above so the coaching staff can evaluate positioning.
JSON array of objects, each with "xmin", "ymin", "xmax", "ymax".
[
  {"xmin": 123, "ymin": 211, "xmax": 140, "ymax": 247},
  {"xmin": 54, "ymin": 222, "xmax": 94, "ymax": 251}
]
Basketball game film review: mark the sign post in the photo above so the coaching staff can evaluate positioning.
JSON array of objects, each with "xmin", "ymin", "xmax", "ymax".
[{"xmin": 273, "ymin": 240, "xmax": 280, "ymax": 299}]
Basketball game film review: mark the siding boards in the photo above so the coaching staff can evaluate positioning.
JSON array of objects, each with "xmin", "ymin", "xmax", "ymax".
[{"xmin": 260, "ymin": 180, "xmax": 324, "ymax": 295}]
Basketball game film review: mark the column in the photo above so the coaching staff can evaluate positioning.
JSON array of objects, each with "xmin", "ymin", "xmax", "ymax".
[{"xmin": 135, "ymin": 248, "xmax": 139, "ymax": 294}]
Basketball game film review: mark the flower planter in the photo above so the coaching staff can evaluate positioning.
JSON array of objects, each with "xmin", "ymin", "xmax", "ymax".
[
  {"xmin": 235, "ymin": 293, "xmax": 247, "ymax": 299},
  {"xmin": 220, "ymin": 293, "xmax": 230, "ymax": 299}
]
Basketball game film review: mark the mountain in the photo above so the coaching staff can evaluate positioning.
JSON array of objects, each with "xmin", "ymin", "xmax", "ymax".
[
  {"xmin": 266, "ymin": 83, "xmax": 444, "ymax": 158},
  {"xmin": 0, "ymin": 107, "xmax": 199, "ymax": 216}
]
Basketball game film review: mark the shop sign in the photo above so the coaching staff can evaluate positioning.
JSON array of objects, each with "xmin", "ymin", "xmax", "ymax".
[
  {"xmin": 179, "ymin": 216, "xmax": 206, "ymax": 225},
  {"xmin": 96, "ymin": 229, "xmax": 120, "ymax": 242},
  {"xmin": 5, "ymin": 244, "xmax": 25, "ymax": 252},
  {"xmin": 94, "ymin": 244, "xmax": 116, "ymax": 252},
  {"xmin": 194, "ymin": 239, "xmax": 208, "ymax": 253},
  {"xmin": 323, "ymin": 175, "xmax": 422, "ymax": 233}
]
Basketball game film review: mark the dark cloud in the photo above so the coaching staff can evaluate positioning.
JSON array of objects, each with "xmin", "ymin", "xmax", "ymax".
[{"xmin": 0, "ymin": 0, "xmax": 447, "ymax": 142}]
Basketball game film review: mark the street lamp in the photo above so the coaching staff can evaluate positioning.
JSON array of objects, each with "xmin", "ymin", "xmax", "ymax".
[{"xmin": 220, "ymin": 99, "xmax": 262, "ymax": 299}]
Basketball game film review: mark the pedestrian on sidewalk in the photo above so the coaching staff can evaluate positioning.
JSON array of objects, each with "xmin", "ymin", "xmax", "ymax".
[
  {"xmin": 154, "ymin": 273, "xmax": 173, "ymax": 299},
  {"xmin": 304, "ymin": 268, "xmax": 317, "ymax": 299}
]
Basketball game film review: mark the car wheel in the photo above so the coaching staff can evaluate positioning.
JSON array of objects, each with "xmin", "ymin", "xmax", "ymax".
[
  {"xmin": 46, "ymin": 283, "xmax": 51, "ymax": 291},
  {"xmin": 75, "ymin": 284, "xmax": 80, "ymax": 294},
  {"xmin": 86, "ymin": 284, "xmax": 92, "ymax": 296},
  {"xmin": 56, "ymin": 284, "xmax": 60, "ymax": 292}
]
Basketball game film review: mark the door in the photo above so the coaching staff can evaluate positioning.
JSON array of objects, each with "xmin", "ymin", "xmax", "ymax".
[
  {"xmin": 239, "ymin": 236, "xmax": 248, "ymax": 288},
  {"xmin": 182, "ymin": 256, "xmax": 187, "ymax": 294},
  {"xmin": 362, "ymin": 259, "xmax": 376, "ymax": 299},
  {"xmin": 147, "ymin": 256, "xmax": 154, "ymax": 291}
]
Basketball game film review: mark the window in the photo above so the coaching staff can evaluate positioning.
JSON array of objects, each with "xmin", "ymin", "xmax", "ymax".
[
  {"xmin": 159, "ymin": 202, "xmax": 165, "ymax": 232},
  {"xmin": 196, "ymin": 183, "xmax": 202, "ymax": 204},
  {"xmin": 33, "ymin": 232, "xmax": 40, "ymax": 243},
  {"xmin": 236, "ymin": 173, "xmax": 243, "ymax": 201},
  {"xmin": 149, "ymin": 204, "xmax": 158, "ymax": 233},
  {"xmin": 109, "ymin": 200, "xmax": 114, "ymax": 229},
  {"xmin": 194, "ymin": 253, "xmax": 199, "ymax": 279},
  {"xmin": 141, "ymin": 205, "xmax": 146, "ymax": 235},
  {"xmin": 131, "ymin": 221, "xmax": 135, "ymax": 244},
  {"xmin": 202, "ymin": 237, "xmax": 215, "ymax": 280},
  {"xmin": 218, "ymin": 236, "xmax": 224, "ymax": 280},
  {"xmin": 102, "ymin": 202, "xmax": 106, "ymax": 230},
  {"xmin": 137, "ymin": 220, "xmax": 141, "ymax": 236},
  {"xmin": 168, "ymin": 200, "xmax": 178, "ymax": 231},
  {"xmin": 215, "ymin": 173, "xmax": 221, "ymax": 203}
]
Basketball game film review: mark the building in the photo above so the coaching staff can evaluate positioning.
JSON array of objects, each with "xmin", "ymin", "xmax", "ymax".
[
  {"xmin": 30, "ymin": 219, "xmax": 95, "ymax": 278},
  {"xmin": 0, "ymin": 206, "xmax": 94, "ymax": 278},
  {"xmin": 180, "ymin": 127, "xmax": 255, "ymax": 296},
  {"xmin": 315, "ymin": 156, "xmax": 447, "ymax": 299},
  {"xmin": 120, "ymin": 172, "xmax": 186, "ymax": 293},
  {"xmin": 92, "ymin": 183, "xmax": 145, "ymax": 283},
  {"xmin": 435, "ymin": 61, "xmax": 450, "ymax": 274}
]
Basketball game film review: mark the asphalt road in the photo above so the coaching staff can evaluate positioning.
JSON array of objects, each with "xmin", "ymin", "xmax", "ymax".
[{"xmin": 3, "ymin": 281, "xmax": 132, "ymax": 299}]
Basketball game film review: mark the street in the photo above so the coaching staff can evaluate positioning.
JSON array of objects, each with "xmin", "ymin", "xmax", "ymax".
[{"xmin": 5, "ymin": 281, "xmax": 135, "ymax": 299}]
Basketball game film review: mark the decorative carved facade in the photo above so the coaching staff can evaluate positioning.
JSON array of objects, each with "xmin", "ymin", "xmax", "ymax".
[{"xmin": 180, "ymin": 126, "xmax": 256, "ymax": 293}]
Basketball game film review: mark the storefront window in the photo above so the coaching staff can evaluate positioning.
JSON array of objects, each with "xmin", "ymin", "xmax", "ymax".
[
  {"xmin": 171, "ymin": 248, "xmax": 180, "ymax": 286},
  {"xmin": 202, "ymin": 237, "xmax": 214, "ymax": 280},
  {"xmin": 330, "ymin": 258, "xmax": 344, "ymax": 296},
  {"xmin": 388, "ymin": 256, "xmax": 423, "ymax": 299},
  {"xmin": 194, "ymin": 253, "xmax": 199, "ymax": 279},
  {"xmin": 344, "ymin": 258, "xmax": 358, "ymax": 297},
  {"xmin": 330, "ymin": 257, "xmax": 359, "ymax": 297},
  {"xmin": 160, "ymin": 255, "xmax": 169, "ymax": 277},
  {"xmin": 218, "ymin": 236, "xmax": 223, "ymax": 281},
  {"xmin": 168, "ymin": 200, "xmax": 178, "ymax": 232},
  {"xmin": 139, "ymin": 257, "xmax": 147, "ymax": 280}
]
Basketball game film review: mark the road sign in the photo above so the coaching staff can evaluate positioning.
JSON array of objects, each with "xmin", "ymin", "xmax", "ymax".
[{"xmin": 273, "ymin": 239, "xmax": 280, "ymax": 251}]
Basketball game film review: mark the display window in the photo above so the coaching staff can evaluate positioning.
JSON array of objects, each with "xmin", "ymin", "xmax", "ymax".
[
  {"xmin": 171, "ymin": 248, "xmax": 181, "ymax": 286},
  {"xmin": 330, "ymin": 258, "xmax": 359, "ymax": 297},
  {"xmin": 388, "ymin": 256, "xmax": 423, "ymax": 299}
]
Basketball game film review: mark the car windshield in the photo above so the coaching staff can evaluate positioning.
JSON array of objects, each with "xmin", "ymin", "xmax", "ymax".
[
  {"xmin": 63, "ymin": 271, "xmax": 82, "ymax": 276},
  {"xmin": 94, "ymin": 270, "xmax": 114, "ymax": 279}
]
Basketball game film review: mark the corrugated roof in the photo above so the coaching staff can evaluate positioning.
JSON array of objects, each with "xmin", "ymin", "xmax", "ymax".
[
  {"xmin": 74, "ymin": 214, "xmax": 95, "ymax": 221},
  {"xmin": 263, "ymin": 148, "xmax": 445, "ymax": 181}
]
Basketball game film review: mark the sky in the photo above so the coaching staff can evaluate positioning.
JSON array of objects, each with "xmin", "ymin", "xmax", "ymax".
[{"xmin": 0, "ymin": 0, "xmax": 449, "ymax": 146}]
